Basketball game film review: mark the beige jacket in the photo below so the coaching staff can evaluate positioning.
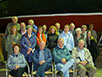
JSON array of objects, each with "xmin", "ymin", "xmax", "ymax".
[{"xmin": 72, "ymin": 47, "xmax": 94, "ymax": 66}]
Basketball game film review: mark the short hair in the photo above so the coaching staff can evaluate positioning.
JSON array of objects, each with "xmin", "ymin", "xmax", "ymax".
[
  {"xmin": 13, "ymin": 44, "xmax": 20, "ymax": 50},
  {"xmin": 64, "ymin": 24, "xmax": 70, "ymax": 29},
  {"xmin": 81, "ymin": 25, "xmax": 87, "ymax": 29},
  {"xmin": 12, "ymin": 16, "xmax": 18, "ymax": 20},
  {"xmin": 78, "ymin": 39, "xmax": 85, "ymax": 44},
  {"xmin": 28, "ymin": 19, "xmax": 34, "ymax": 24},
  {"xmin": 76, "ymin": 28, "xmax": 82, "ymax": 32},
  {"xmin": 39, "ymin": 40, "xmax": 45, "ymax": 45},
  {"xmin": 26, "ymin": 25, "xmax": 33, "ymax": 30},
  {"xmin": 70, "ymin": 23, "xmax": 75, "ymax": 27},
  {"xmin": 55, "ymin": 23, "xmax": 61, "ymax": 28},
  {"xmin": 58, "ymin": 38, "xmax": 64, "ymax": 42}
]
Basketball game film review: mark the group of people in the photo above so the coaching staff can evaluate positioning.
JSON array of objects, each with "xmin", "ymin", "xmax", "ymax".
[{"xmin": 2, "ymin": 16, "xmax": 99, "ymax": 77}]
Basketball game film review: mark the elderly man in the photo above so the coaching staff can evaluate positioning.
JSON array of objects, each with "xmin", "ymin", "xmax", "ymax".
[
  {"xmin": 59, "ymin": 24, "xmax": 74, "ymax": 54},
  {"xmin": 72, "ymin": 39, "xmax": 96, "ymax": 77},
  {"xmin": 5, "ymin": 16, "xmax": 20, "ymax": 37},
  {"xmin": 32, "ymin": 41, "xmax": 52, "ymax": 77},
  {"xmin": 53, "ymin": 38, "xmax": 74, "ymax": 77}
]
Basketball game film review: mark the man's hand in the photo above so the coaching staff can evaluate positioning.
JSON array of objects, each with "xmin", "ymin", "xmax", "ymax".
[
  {"xmin": 79, "ymin": 61, "xmax": 87, "ymax": 66},
  {"xmin": 15, "ymin": 65, "xmax": 20, "ymax": 70},
  {"xmin": 39, "ymin": 60, "xmax": 46, "ymax": 65},
  {"xmin": 61, "ymin": 58, "xmax": 66, "ymax": 64}
]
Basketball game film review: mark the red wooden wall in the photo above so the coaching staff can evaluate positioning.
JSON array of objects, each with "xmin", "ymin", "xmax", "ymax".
[{"xmin": 0, "ymin": 14, "xmax": 102, "ymax": 33}]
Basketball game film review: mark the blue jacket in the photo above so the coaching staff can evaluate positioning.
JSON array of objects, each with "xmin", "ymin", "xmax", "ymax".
[
  {"xmin": 32, "ymin": 48, "xmax": 52, "ymax": 69},
  {"xmin": 53, "ymin": 46, "xmax": 71, "ymax": 64},
  {"xmin": 21, "ymin": 33, "xmax": 37, "ymax": 62}
]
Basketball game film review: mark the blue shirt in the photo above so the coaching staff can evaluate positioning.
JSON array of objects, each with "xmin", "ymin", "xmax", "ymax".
[
  {"xmin": 32, "ymin": 24, "xmax": 38, "ymax": 35},
  {"xmin": 39, "ymin": 50, "xmax": 45, "ymax": 62},
  {"xmin": 78, "ymin": 48, "xmax": 85, "ymax": 61},
  {"xmin": 59, "ymin": 31, "xmax": 74, "ymax": 51}
]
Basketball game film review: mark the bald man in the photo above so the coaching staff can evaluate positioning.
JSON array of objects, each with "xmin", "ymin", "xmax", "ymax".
[{"xmin": 32, "ymin": 41, "xmax": 52, "ymax": 77}]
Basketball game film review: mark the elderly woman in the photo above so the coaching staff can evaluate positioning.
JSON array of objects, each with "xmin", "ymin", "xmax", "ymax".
[
  {"xmin": 21, "ymin": 25, "xmax": 37, "ymax": 73},
  {"xmin": 7, "ymin": 44, "xmax": 26, "ymax": 77},
  {"xmin": 47, "ymin": 25, "xmax": 59, "ymax": 51},
  {"xmin": 28, "ymin": 19, "xmax": 38, "ymax": 35},
  {"xmin": 86, "ymin": 30, "xmax": 99, "ymax": 64},
  {"xmin": 5, "ymin": 25, "xmax": 21, "ymax": 56},
  {"xmin": 74, "ymin": 28, "xmax": 84, "ymax": 47}
]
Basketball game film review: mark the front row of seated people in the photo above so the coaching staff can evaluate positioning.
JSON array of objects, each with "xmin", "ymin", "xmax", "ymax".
[{"xmin": 7, "ymin": 39, "xmax": 96, "ymax": 77}]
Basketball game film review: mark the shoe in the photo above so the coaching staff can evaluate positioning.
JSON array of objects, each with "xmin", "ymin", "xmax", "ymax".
[{"xmin": 57, "ymin": 71, "xmax": 63, "ymax": 76}]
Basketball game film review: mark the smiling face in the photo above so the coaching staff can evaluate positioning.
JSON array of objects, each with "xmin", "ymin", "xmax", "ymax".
[
  {"xmin": 12, "ymin": 27, "xmax": 17, "ymax": 34},
  {"xmin": 39, "ymin": 41, "xmax": 45, "ymax": 50},
  {"xmin": 64, "ymin": 25, "xmax": 69, "ymax": 33},
  {"xmin": 58, "ymin": 38, "xmax": 64, "ymax": 48},
  {"xmin": 14, "ymin": 45, "xmax": 20, "ymax": 54},
  {"xmin": 20, "ymin": 23, "xmax": 26, "ymax": 29},
  {"xmin": 78, "ymin": 40, "xmax": 85, "ymax": 49},
  {"xmin": 27, "ymin": 27, "xmax": 32, "ymax": 34},
  {"xmin": 51, "ymin": 28, "xmax": 55, "ymax": 34},
  {"xmin": 38, "ymin": 28, "xmax": 43, "ymax": 34},
  {"xmin": 87, "ymin": 31, "xmax": 91, "ymax": 38}
]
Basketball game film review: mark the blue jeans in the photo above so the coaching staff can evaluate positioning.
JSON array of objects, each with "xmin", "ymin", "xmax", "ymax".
[
  {"xmin": 56, "ymin": 59, "xmax": 74, "ymax": 77},
  {"xmin": 34, "ymin": 62, "xmax": 51, "ymax": 77}
]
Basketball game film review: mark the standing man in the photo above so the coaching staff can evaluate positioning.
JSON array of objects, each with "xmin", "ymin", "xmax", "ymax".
[{"xmin": 59, "ymin": 24, "xmax": 74, "ymax": 54}]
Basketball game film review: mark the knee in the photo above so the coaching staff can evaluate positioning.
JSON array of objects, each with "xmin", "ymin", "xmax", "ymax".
[{"xmin": 70, "ymin": 58, "xmax": 75, "ymax": 63}]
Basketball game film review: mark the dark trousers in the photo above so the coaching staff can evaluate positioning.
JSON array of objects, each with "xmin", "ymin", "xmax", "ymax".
[
  {"xmin": 10, "ymin": 68, "xmax": 25, "ymax": 77},
  {"xmin": 25, "ymin": 62, "xmax": 32, "ymax": 74},
  {"xmin": 35, "ymin": 62, "xmax": 51, "ymax": 77}
]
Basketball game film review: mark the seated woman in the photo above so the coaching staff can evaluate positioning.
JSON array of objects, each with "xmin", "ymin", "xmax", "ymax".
[
  {"xmin": 47, "ymin": 25, "xmax": 59, "ymax": 52},
  {"xmin": 37, "ymin": 26, "xmax": 46, "ymax": 45},
  {"xmin": 5, "ymin": 25, "xmax": 21, "ymax": 56},
  {"xmin": 86, "ymin": 30, "xmax": 99, "ymax": 64},
  {"xmin": 7, "ymin": 44, "xmax": 26, "ymax": 77}
]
